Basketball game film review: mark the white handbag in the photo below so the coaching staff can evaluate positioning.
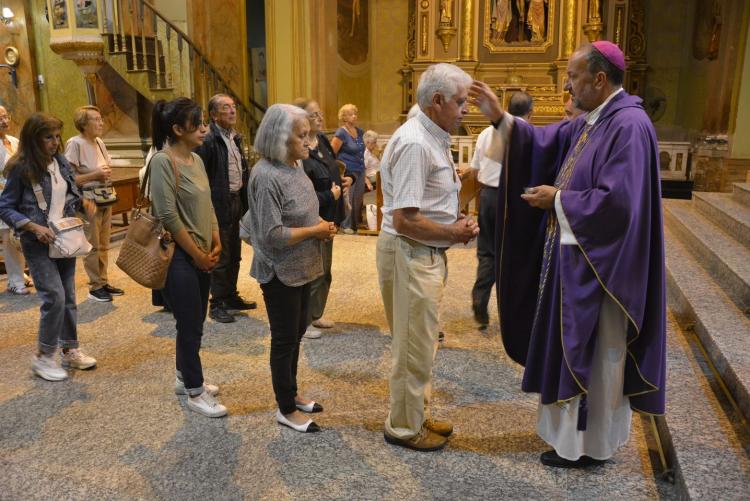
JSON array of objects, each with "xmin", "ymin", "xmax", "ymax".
[
  {"xmin": 32, "ymin": 182, "xmax": 92, "ymax": 259},
  {"xmin": 48, "ymin": 217, "xmax": 92, "ymax": 258}
]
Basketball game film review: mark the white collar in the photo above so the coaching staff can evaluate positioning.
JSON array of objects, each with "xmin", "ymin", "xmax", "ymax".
[{"xmin": 586, "ymin": 87, "xmax": 624, "ymax": 125}]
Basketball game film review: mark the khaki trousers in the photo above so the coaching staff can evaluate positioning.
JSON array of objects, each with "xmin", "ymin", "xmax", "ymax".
[
  {"xmin": 376, "ymin": 232, "xmax": 446, "ymax": 439},
  {"xmin": 83, "ymin": 205, "xmax": 112, "ymax": 291}
]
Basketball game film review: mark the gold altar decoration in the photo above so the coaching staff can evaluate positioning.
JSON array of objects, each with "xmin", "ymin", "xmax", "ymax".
[
  {"xmin": 583, "ymin": 0, "xmax": 604, "ymax": 42},
  {"xmin": 436, "ymin": 0, "xmax": 457, "ymax": 52},
  {"xmin": 401, "ymin": 0, "xmax": 650, "ymax": 128},
  {"xmin": 483, "ymin": 0, "xmax": 555, "ymax": 53}
]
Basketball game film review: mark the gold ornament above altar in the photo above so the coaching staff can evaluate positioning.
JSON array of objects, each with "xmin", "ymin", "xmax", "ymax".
[{"xmin": 436, "ymin": 0, "xmax": 457, "ymax": 52}]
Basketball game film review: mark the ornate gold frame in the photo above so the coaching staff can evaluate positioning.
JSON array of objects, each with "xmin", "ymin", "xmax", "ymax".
[{"xmin": 482, "ymin": 0, "xmax": 556, "ymax": 53}]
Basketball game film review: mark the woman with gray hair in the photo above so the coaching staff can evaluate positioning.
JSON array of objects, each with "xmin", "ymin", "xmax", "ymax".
[{"xmin": 242, "ymin": 103, "xmax": 336, "ymax": 433}]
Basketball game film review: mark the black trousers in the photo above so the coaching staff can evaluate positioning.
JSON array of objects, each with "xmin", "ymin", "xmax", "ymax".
[
  {"xmin": 210, "ymin": 192, "xmax": 243, "ymax": 305},
  {"xmin": 260, "ymin": 276, "xmax": 311, "ymax": 414},
  {"xmin": 472, "ymin": 186, "xmax": 498, "ymax": 316},
  {"xmin": 163, "ymin": 246, "xmax": 211, "ymax": 395}
]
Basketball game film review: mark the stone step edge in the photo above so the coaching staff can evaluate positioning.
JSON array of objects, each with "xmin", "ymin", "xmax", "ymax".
[
  {"xmin": 693, "ymin": 193, "xmax": 750, "ymax": 249},
  {"xmin": 665, "ymin": 226, "xmax": 750, "ymax": 422},
  {"xmin": 663, "ymin": 202, "xmax": 750, "ymax": 312},
  {"xmin": 655, "ymin": 316, "xmax": 750, "ymax": 500},
  {"xmin": 733, "ymin": 183, "xmax": 750, "ymax": 207}
]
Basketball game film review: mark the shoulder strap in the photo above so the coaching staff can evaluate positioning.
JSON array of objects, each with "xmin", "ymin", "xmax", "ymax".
[{"xmin": 32, "ymin": 183, "xmax": 48, "ymax": 212}]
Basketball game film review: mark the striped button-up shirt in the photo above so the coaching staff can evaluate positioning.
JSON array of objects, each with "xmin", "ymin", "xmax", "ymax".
[{"xmin": 380, "ymin": 110, "xmax": 461, "ymax": 248}]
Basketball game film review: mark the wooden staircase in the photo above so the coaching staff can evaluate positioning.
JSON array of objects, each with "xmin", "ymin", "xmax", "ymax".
[{"xmin": 99, "ymin": 0, "xmax": 264, "ymax": 146}]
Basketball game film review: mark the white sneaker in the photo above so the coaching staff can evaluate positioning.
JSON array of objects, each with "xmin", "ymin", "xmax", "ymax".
[
  {"xmin": 61, "ymin": 349, "xmax": 97, "ymax": 370},
  {"xmin": 187, "ymin": 391, "xmax": 227, "ymax": 418},
  {"xmin": 312, "ymin": 318, "xmax": 335, "ymax": 329},
  {"xmin": 175, "ymin": 378, "xmax": 219, "ymax": 397},
  {"xmin": 32, "ymin": 354, "xmax": 68, "ymax": 381},
  {"xmin": 303, "ymin": 327, "xmax": 321, "ymax": 339}
]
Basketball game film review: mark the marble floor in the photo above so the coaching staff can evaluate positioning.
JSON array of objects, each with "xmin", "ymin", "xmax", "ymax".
[{"xmin": 0, "ymin": 235, "xmax": 672, "ymax": 500}]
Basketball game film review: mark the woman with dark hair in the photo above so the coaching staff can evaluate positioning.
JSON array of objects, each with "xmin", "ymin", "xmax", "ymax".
[
  {"xmin": 293, "ymin": 98, "xmax": 353, "ymax": 336},
  {"xmin": 0, "ymin": 112, "xmax": 97, "ymax": 381},
  {"xmin": 148, "ymin": 98, "xmax": 226, "ymax": 417},
  {"xmin": 243, "ymin": 103, "xmax": 336, "ymax": 433}
]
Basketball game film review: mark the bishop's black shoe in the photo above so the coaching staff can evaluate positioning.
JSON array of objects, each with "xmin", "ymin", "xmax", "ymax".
[{"xmin": 540, "ymin": 450, "xmax": 606, "ymax": 469}]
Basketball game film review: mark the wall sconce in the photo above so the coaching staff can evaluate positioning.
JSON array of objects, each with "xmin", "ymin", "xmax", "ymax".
[{"xmin": 1, "ymin": 7, "xmax": 14, "ymax": 25}]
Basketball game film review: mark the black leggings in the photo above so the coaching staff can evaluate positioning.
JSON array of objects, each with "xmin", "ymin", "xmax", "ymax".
[{"xmin": 260, "ymin": 276, "xmax": 311, "ymax": 414}]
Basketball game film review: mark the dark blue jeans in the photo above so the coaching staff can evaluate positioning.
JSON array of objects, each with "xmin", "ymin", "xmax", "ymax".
[
  {"xmin": 260, "ymin": 276, "xmax": 311, "ymax": 414},
  {"xmin": 472, "ymin": 186, "xmax": 498, "ymax": 316},
  {"xmin": 162, "ymin": 246, "xmax": 211, "ymax": 396},
  {"xmin": 21, "ymin": 238, "xmax": 78, "ymax": 355}
]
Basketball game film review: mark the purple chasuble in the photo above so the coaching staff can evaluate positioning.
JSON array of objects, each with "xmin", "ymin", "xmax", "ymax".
[{"xmin": 495, "ymin": 91, "xmax": 666, "ymax": 418}]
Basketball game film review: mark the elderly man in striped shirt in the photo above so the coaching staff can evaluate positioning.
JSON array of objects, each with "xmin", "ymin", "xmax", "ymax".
[{"xmin": 377, "ymin": 63, "xmax": 488, "ymax": 451}]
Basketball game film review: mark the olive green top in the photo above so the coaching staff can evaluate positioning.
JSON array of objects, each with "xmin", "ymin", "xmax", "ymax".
[{"xmin": 149, "ymin": 151, "xmax": 218, "ymax": 253}]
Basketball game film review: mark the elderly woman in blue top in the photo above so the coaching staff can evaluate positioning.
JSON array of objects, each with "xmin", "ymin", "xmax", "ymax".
[
  {"xmin": 331, "ymin": 103, "xmax": 366, "ymax": 234},
  {"xmin": 242, "ymin": 104, "xmax": 337, "ymax": 433},
  {"xmin": 0, "ymin": 113, "xmax": 97, "ymax": 381}
]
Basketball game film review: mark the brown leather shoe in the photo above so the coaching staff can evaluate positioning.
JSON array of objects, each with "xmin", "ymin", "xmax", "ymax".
[
  {"xmin": 384, "ymin": 426, "xmax": 448, "ymax": 452},
  {"xmin": 424, "ymin": 418, "xmax": 453, "ymax": 437}
]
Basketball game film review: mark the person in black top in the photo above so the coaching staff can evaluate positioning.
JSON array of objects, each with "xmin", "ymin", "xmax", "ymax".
[
  {"xmin": 294, "ymin": 98, "xmax": 354, "ymax": 336},
  {"xmin": 195, "ymin": 94, "xmax": 257, "ymax": 324}
]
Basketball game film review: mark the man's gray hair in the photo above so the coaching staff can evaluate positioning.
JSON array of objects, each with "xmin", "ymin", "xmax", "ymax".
[
  {"xmin": 208, "ymin": 93, "xmax": 234, "ymax": 115},
  {"xmin": 416, "ymin": 63, "xmax": 472, "ymax": 110},
  {"xmin": 253, "ymin": 104, "xmax": 308, "ymax": 163}
]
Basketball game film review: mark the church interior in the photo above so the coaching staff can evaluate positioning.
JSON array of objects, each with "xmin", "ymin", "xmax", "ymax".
[{"xmin": 1, "ymin": 0, "xmax": 749, "ymax": 498}]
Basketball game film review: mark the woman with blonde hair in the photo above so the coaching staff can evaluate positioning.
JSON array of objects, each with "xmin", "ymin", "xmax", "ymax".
[{"xmin": 331, "ymin": 103, "xmax": 366, "ymax": 234}]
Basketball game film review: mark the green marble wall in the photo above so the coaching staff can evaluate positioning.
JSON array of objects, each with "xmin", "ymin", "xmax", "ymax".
[{"xmin": 30, "ymin": 0, "xmax": 89, "ymax": 142}]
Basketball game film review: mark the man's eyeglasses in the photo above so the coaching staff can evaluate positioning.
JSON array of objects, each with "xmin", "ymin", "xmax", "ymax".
[{"xmin": 308, "ymin": 112, "xmax": 322, "ymax": 119}]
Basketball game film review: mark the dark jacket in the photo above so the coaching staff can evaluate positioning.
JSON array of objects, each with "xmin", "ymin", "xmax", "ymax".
[
  {"xmin": 302, "ymin": 133, "xmax": 349, "ymax": 225},
  {"xmin": 195, "ymin": 122, "xmax": 249, "ymax": 226},
  {"xmin": 0, "ymin": 153, "xmax": 82, "ymax": 243}
]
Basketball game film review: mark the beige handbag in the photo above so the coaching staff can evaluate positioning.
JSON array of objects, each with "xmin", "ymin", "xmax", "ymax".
[{"xmin": 115, "ymin": 152, "xmax": 178, "ymax": 289}]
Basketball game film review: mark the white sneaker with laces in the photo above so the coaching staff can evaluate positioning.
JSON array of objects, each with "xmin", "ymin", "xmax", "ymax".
[
  {"xmin": 303, "ymin": 327, "xmax": 321, "ymax": 339},
  {"xmin": 187, "ymin": 391, "xmax": 227, "ymax": 418},
  {"xmin": 61, "ymin": 349, "xmax": 97, "ymax": 370},
  {"xmin": 175, "ymin": 378, "xmax": 219, "ymax": 397},
  {"xmin": 32, "ymin": 354, "xmax": 68, "ymax": 381},
  {"xmin": 312, "ymin": 318, "xmax": 335, "ymax": 329}
]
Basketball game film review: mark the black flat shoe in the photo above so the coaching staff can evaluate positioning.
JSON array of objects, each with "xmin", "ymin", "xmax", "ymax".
[
  {"xmin": 296, "ymin": 401, "xmax": 324, "ymax": 413},
  {"xmin": 276, "ymin": 410, "xmax": 321, "ymax": 433},
  {"xmin": 540, "ymin": 450, "xmax": 605, "ymax": 468}
]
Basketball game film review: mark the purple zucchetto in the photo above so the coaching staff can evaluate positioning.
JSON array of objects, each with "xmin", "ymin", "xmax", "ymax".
[{"xmin": 591, "ymin": 40, "xmax": 626, "ymax": 71}]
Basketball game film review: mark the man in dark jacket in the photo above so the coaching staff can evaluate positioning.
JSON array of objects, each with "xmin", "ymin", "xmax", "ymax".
[{"xmin": 196, "ymin": 94, "xmax": 256, "ymax": 323}]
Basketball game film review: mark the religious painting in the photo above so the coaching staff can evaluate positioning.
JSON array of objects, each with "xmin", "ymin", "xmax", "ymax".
[
  {"xmin": 50, "ymin": 0, "xmax": 68, "ymax": 29},
  {"xmin": 692, "ymin": 0, "xmax": 722, "ymax": 61},
  {"xmin": 74, "ymin": 0, "xmax": 98, "ymax": 29},
  {"xmin": 483, "ymin": 0, "xmax": 555, "ymax": 53},
  {"xmin": 337, "ymin": 0, "xmax": 368, "ymax": 65}
]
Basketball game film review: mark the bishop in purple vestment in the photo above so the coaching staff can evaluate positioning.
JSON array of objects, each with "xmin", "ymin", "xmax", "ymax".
[{"xmin": 470, "ymin": 41, "xmax": 666, "ymax": 468}]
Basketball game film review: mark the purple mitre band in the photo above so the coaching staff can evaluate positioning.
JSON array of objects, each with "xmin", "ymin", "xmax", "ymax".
[{"xmin": 591, "ymin": 40, "xmax": 626, "ymax": 71}]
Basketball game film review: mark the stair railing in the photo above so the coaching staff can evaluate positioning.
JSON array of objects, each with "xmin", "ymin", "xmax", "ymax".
[{"xmin": 101, "ymin": 0, "xmax": 265, "ymax": 144}]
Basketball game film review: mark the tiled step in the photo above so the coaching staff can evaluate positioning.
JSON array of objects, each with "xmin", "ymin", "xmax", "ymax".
[
  {"xmin": 657, "ymin": 314, "xmax": 750, "ymax": 499},
  {"xmin": 693, "ymin": 191, "xmax": 750, "ymax": 249},
  {"xmin": 733, "ymin": 183, "xmax": 750, "ymax": 207},
  {"xmin": 664, "ymin": 200, "xmax": 750, "ymax": 312},
  {"xmin": 664, "ymin": 224, "xmax": 750, "ymax": 422}
]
